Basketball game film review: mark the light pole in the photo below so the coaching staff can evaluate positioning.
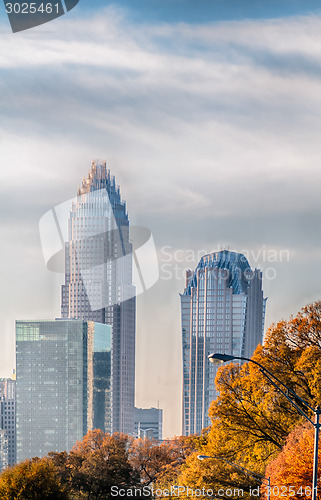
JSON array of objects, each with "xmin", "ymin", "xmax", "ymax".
[
  {"xmin": 197, "ymin": 454, "xmax": 271, "ymax": 500},
  {"xmin": 208, "ymin": 352, "xmax": 321, "ymax": 500}
]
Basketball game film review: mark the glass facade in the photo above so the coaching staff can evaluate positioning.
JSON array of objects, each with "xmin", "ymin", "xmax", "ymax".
[
  {"xmin": 61, "ymin": 161, "xmax": 136, "ymax": 435},
  {"xmin": 16, "ymin": 319, "xmax": 111, "ymax": 462},
  {"xmin": 0, "ymin": 430, "xmax": 8, "ymax": 471},
  {"xmin": 181, "ymin": 250, "xmax": 266, "ymax": 435},
  {"xmin": 0, "ymin": 378, "xmax": 16, "ymax": 465},
  {"xmin": 93, "ymin": 323, "xmax": 112, "ymax": 433}
]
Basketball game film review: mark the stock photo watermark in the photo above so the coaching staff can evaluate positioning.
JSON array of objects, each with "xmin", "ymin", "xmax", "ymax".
[
  {"xmin": 3, "ymin": 0, "xmax": 80, "ymax": 33},
  {"xmin": 111, "ymin": 485, "xmax": 250, "ymax": 498},
  {"xmin": 111, "ymin": 484, "xmax": 314, "ymax": 497},
  {"xmin": 159, "ymin": 245, "xmax": 290, "ymax": 282},
  {"xmin": 39, "ymin": 189, "xmax": 159, "ymax": 310},
  {"xmin": 39, "ymin": 191, "xmax": 290, "ymax": 305}
]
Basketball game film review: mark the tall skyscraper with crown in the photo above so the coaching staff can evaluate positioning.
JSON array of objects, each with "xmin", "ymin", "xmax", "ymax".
[
  {"xmin": 181, "ymin": 250, "xmax": 266, "ymax": 435},
  {"xmin": 61, "ymin": 161, "xmax": 136, "ymax": 435}
]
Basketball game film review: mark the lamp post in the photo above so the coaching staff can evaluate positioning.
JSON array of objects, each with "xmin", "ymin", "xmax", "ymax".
[
  {"xmin": 208, "ymin": 353, "xmax": 321, "ymax": 500},
  {"xmin": 197, "ymin": 454, "xmax": 270, "ymax": 500}
]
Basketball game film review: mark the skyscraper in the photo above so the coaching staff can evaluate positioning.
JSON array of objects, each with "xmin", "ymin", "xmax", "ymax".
[
  {"xmin": 134, "ymin": 407, "xmax": 163, "ymax": 441},
  {"xmin": 0, "ymin": 378, "xmax": 16, "ymax": 465},
  {"xmin": 61, "ymin": 161, "xmax": 136, "ymax": 435},
  {"xmin": 0, "ymin": 430, "xmax": 8, "ymax": 471},
  {"xmin": 181, "ymin": 250, "xmax": 266, "ymax": 435},
  {"xmin": 16, "ymin": 319, "xmax": 111, "ymax": 462}
]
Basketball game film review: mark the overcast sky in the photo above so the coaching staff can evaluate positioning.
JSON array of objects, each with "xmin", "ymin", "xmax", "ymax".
[{"xmin": 1, "ymin": 1, "xmax": 321, "ymax": 437}]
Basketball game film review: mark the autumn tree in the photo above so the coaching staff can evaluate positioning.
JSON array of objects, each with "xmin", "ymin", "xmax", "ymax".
[
  {"xmin": 130, "ymin": 435, "xmax": 196, "ymax": 490},
  {"xmin": 49, "ymin": 430, "xmax": 139, "ymax": 499},
  {"xmin": 208, "ymin": 302, "xmax": 321, "ymax": 471},
  {"xmin": 161, "ymin": 423, "xmax": 260, "ymax": 500},
  {"xmin": 129, "ymin": 438, "xmax": 176, "ymax": 487},
  {"xmin": 154, "ymin": 435, "xmax": 197, "ymax": 487},
  {"xmin": 265, "ymin": 422, "xmax": 321, "ymax": 500},
  {"xmin": 168, "ymin": 302, "xmax": 321, "ymax": 498},
  {"xmin": 0, "ymin": 457, "xmax": 68, "ymax": 500},
  {"xmin": 4, "ymin": 303, "xmax": 320, "ymax": 499}
]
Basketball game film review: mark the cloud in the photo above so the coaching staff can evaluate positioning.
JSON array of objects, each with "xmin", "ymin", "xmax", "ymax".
[{"xmin": 1, "ymin": 7, "xmax": 321, "ymax": 436}]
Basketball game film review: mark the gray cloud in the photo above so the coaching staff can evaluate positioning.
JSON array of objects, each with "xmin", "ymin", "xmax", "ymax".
[{"xmin": 1, "ymin": 8, "xmax": 321, "ymax": 436}]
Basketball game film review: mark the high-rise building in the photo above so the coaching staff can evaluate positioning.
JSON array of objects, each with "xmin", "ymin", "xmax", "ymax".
[
  {"xmin": 134, "ymin": 407, "xmax": 163, "ymax": 441},
  {"xmin": 61, "ymin": 161, "xmax": 136, "ymax": 435},
  {"xmin": 0, "ymin": 378, "xmax": 16, "ymax": 465},
  {"xmin": 0, "ymin": 430, "xmax": 8, "ymax": 471},
  {"xmin": 181, "ymin": 250, "xmax": 266, "ymax": 435},
  {"xmin": 16, "ymin": 319, "xmax": 111, "ymax": 462}
]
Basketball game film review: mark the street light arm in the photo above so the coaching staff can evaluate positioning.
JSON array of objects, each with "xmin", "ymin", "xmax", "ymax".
[
  {"xmin": 218, "ymin": 457, "xmax": 266, "ymax": 483},
  {"xmin": 198, "ymin": 455, "xmax": 269, "ymax": 485},
  {"xmin": 208, "ymin": 352, "xmax": 320, "ymax": 500},
  {"xmin": 227, "ymin": 356, "xmax": 314, "ymax": 414},
  {"xmin": 261, "ymin": 370, "xmax": 314, "ymax": 425}
]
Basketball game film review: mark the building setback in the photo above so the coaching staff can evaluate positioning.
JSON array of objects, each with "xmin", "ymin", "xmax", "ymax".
[
  {"xmin": 61, "ymin": 161, "xmax": 136, "ymax": 435},
  {"xmin": 0, "ymin": 378, "xmax": 16, "ymax": 465},
  {"xmin": 0, "ymin": 430, "xmax": 8, "ymax": 471},
  {"xmin": 181, "ymin": 250, "xmax": 266, "ymax": 435},
  {"xmin": 134, "ymin": 407, "xmax": 163, "ymax": 441},
  {"xmin": 16, "ymin": 319, "xmax": 111, "ymax": 462}
]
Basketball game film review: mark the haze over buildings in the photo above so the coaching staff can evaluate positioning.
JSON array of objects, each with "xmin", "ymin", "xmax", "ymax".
[
  {"xmin": 15, "ymin": 162, "xmax": 140, "ymax": 463},
  {"xmin": 181, "ymin": 250, "xmax": 266, "ymax": 435},
  {"xmin": 2, "ymin": 3, "xmax": 321, "ymax": 437}
]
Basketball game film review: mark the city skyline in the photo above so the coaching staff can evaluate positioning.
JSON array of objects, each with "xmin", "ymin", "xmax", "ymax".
[{"xmin": 2, "ymin": 2, "xmax": 321, "ymax": 438}]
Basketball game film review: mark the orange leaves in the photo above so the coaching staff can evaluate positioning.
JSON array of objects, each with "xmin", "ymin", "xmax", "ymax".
[
  {"xmin": 265, "ymin": 423, "xmax": 321, "ymax": 500},
  {"xmin": 49, "ymin": 431, "xmax": 137, "ymax": 498},
  {"xmin": 130, "ymin": 435, "xmax": 196, "ymax": 487},
  {"xmin": 208, "ymin": 300, "xmax": 321, "ymax": 474},
  {"xmin": 46, "ymin": 431, "xmax": 196, "ymax": 498},
  {"xmin": 185, "ymin": 301, "xmax": 321, "ymax": 499}
]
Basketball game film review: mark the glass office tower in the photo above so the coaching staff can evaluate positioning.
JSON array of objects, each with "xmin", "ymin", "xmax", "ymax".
[
  {"xmin": 0, "ymin": 378, "xmax": 16, "ymax": 465},
  {"xmin": 16, "ymin": 319, "xmax": 111, "ymax": 462},
  {"xmin": 61, "ymin": 161, "xmax": 136, "ymax": 435},
  {"xmin": 0, "ymin": 431, "xmax": 8, "ymax": 471},
  {"xmin": 181, "ymin": 250, "xmax": 266, "ymax": 435}
]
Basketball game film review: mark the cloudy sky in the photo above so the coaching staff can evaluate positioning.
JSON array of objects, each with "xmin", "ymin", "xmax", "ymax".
[{"xmin": 1, "ymin": 0, "xmax": 321, "ymax": 437}]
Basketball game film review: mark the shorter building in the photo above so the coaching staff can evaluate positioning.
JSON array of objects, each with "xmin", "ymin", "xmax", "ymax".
[
  {"xmin": 16, "ymin": 319, "xmax": 111, "ymax": 463},
  {"xmin": 134, "ymin": 407, "xmax": 163, "ymax": 441},
  {"xmin": 0, "ymin": 378, "xmax": 16, "ymax": 465},
  {"xmin": 0, "ymin": 430, "xmax": 8, "ymax": 471}
]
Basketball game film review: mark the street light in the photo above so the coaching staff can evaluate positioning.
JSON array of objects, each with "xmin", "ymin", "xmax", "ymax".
[
  {"xmin": 197, "ymin": 454, "xmax": 270, "ymax": 500},
  {"xmin": 208, "ymin": 353, "xmax": 321, "ymax": 500}
]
